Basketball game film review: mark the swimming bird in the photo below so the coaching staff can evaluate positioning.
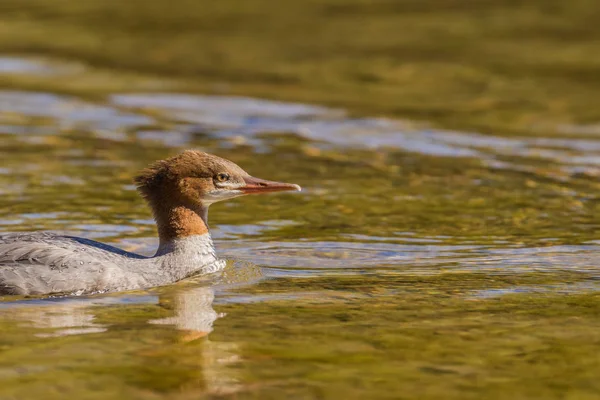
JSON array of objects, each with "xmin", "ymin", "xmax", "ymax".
[{"xmin": 0, "ymin": 151, "xmax": 301, "ymax": 296}]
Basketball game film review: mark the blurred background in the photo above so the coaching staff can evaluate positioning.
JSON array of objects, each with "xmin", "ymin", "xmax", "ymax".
[
  {"xmin": 0, "ymin": 1, "xmax": 600, "ymax": 399},
  {"xmin": 2, "ymin": 0, "xmax": 600, "ymax": 133}
]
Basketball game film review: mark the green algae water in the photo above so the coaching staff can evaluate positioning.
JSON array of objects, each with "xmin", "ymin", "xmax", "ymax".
[{"xmin": 1, "ymin": 1, "xmax": 600, "ymax": 398}]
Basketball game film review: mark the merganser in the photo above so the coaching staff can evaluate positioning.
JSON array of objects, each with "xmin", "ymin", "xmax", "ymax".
[{"xmin": 0, "ymin": 150, "xmax": 301, "ymax": 296}]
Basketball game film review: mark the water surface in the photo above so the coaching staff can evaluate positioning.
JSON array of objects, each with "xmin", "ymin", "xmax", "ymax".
[{"xmin": 0, "ymin": 56, "xmax": 599, "ymax": 399}]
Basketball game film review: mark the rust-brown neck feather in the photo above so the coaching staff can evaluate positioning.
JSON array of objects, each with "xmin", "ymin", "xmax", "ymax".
[
  {"xmin": 159, "ymin": 205, "xmax": 208, "ymax": 242},
  {"xmin": 145, "ymin": 183, "xmax": 209, "ymax": 245}
]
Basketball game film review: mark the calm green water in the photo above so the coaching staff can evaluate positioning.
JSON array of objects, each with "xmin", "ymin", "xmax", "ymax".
[{"xmin": 0, "ymin": 56, "xmax": 599, "ymax": 400}]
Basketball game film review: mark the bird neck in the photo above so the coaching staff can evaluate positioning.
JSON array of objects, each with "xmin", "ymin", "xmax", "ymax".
[{"xmin": 151, "ymin": 199, "xmax": 210, "ymax": 252}]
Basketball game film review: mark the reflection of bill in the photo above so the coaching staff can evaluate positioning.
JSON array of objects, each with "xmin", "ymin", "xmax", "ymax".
[{"xmin": 150, "ymin": 286, "xmax": 241, "ymax": 394}]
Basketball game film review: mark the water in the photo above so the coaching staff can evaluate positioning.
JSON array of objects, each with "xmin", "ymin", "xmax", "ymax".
[{"xmin": 1, "ymin": 56, "xmax": 599, "ymax": 399}]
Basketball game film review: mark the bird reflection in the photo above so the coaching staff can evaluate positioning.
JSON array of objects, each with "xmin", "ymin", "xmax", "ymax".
[
  {"xmin": 150, "ymin": 286, "xmax": 240, "ymax": 394},
  {"xmin": 0, "ymin": 285, "xmax": 240, "ymax": 394}
]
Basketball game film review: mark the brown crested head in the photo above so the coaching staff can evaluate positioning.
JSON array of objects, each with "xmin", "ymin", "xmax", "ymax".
[
  {"xmin": 135, "ymin": 150, "xmax": 301, "ymax": 210},
  {"xmin": 135, "ymin": 151, "xmax": 301, "ymax": 244}
]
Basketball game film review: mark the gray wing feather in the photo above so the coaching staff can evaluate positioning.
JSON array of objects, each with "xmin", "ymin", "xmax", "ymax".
[{"xmin": 0, "ymin": 232, "xmax": 147, "ymax": 295}]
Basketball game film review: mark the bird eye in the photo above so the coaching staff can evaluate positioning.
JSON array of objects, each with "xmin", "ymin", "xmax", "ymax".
[{"xmin": 215, "ymin": 173, "xmax": 230, "ymax": 182}]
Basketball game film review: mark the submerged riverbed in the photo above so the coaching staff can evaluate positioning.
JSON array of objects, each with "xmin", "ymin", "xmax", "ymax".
[{"xmin": 1, "ymin": 50, "xmax": 600, "ymax": 400}]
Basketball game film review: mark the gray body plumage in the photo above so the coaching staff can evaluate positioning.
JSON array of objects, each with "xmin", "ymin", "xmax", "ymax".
[{"xmin": 0, "ymin": 232, "xmax": 224, "ymax": 296}]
